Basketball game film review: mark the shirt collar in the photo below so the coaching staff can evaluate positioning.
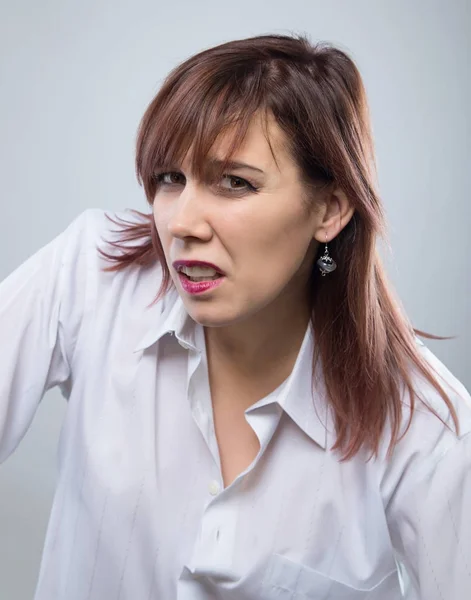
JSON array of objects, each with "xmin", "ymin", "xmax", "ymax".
[
  {"xmin": 133, "ymin": 293, "xmax": 332, "ymax": 449},
  {"xmin": 133, "ymin": 289, "xmax": 199, "ymax": 353},
  {"xmin": 274, "ymin": 324, "xmax": 332, "ymax": 450}
]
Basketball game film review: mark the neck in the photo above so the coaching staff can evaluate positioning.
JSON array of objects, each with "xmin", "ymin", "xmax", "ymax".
[{"xmin": 204, "ymin": 288, "xmax": 311, "ymax": 381}]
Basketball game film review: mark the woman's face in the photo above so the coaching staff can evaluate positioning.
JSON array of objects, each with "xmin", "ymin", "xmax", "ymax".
[{"xmin": 153, "ymin": 114, "xmax": 325, "ymax": 328}]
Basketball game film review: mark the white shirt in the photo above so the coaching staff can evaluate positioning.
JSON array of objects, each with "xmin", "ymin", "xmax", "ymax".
[{"xmin": 1, "ymin": 209, "xmax": 470, "ymax": 600}]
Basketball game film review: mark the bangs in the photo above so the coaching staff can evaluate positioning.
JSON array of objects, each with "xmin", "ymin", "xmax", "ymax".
[{"xmin": 136, "ymin": 61, "xmax": 270, "ymax": 199}]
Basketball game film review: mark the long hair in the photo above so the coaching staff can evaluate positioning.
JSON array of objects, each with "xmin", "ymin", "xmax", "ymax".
[{"xmin": 100, "ymin": 33, "xmax": 459, "ymax": 459}]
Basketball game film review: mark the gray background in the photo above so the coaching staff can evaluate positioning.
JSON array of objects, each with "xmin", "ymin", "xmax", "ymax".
[{"xmin": 0, "ymin": 0, "xmax": 469, "ymax": 597}]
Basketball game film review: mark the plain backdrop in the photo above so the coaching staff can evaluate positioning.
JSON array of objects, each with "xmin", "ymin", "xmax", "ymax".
[{"xmin": 0, "ymin": 0, "xmax": 470, "ymax": 597}]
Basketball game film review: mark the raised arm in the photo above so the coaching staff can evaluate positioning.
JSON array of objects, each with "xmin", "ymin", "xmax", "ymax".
[{"xmin": 0, "ymin": 211, "xmax": 90, "ymax": 463}]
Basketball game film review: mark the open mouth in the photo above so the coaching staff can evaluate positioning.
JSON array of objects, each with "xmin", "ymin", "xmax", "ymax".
[
  {"xmin": 172, "ymin": 261, "xmax": 226, "ymax": 294},
  {"xmin": 179, "ymin": 272, "xmax": 222, "ymax": 282},
  {"xmin": 179, "ymin": 271, "xmax": 224, "ymax": 295},
  {"xmin": 175, "ymin": 264, "xmax": 224, "ymax": 282}
]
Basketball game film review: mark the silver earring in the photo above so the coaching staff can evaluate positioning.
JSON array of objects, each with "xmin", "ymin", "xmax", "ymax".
[{"xmin": 317, "ymin": 234, "xmax": 337, "ymax": 276}]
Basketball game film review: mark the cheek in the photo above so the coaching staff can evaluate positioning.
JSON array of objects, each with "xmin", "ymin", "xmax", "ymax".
[
  {"xmin": 152, "ymin": 209, "xmax": 170, "ymax": 249},
  {"xmin": 233, "ymin": 207, "xmax": 313, "ymax": 264},
  {"xmin": 229, "ymin": 215, "xmax": 314, "ymax": 299}
]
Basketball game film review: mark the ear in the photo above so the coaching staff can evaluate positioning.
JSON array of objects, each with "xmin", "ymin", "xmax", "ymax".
[{"xmin": 313, "ymin": 187, "xmax": 355, "ymax": 243}]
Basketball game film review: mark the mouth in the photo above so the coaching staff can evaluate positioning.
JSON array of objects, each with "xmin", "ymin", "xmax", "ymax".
[
  {"xmin": 172, "ymin": 260, "xmax": 226, "ymax": 295},
  {"xmin": 172, "ymin": 260, "xmax": 225, "ymax": 282}
]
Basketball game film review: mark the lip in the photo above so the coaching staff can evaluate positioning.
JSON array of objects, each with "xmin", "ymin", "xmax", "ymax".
[
  {"xmin": 172, "ymin": 260, "xmax": 225, "ymax": 275},
  {"xmin": 172, "ymin": 260, "xmax": 226, "ymax": 296},
  {"xmin": 177, "ymin": 272, "xmax": 225, "ymax": 295}
]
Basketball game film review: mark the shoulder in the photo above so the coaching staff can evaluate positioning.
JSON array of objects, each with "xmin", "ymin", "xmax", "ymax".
[
  {"xmin": 59, "ymin": 207, "xmax": 154, "ymax": 277},
  {"xmin": 56, "ymin": 208, "xmax": 168, "ymax": 363},
  {"xmin": 58, "ymin": 207, "xmax": 162, "ymax": 315},
  {"xmin": 411, "ymin": 340, "xmax": 471, "ymax": 442},
  {"xmin": 62, "ymin": 207, "xmax": 151, "ymax": 252},
  {"xmin": 380, "ymin": 340, "xmax": 471, "ymax": 502}
]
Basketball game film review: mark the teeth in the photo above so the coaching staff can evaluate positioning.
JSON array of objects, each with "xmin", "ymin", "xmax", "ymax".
[
  {"xmin": 181, "ymin": 266, "xmax": 218, "ymax": 277},
  {"xmin": 187, "ymin": 275, "xmax": 219, "ymax": 282}
]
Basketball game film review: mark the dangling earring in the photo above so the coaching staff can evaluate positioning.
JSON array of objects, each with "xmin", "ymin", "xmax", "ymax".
[{"xmin": 316, "ymin": 234, "xmax": 337, "ymax": 276}]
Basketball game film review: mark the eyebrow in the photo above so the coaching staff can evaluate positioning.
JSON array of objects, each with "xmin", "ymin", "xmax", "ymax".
[{"xmin": 208, "ymin": 158, "xmax": 265, "ymax": 174}]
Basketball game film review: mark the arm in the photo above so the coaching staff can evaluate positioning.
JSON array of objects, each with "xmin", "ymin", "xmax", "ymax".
[
  {"xmin": 386, "ymin": 428, "xmax": 471, "ymax": 598},
  {"xmin": 0, "ymin": 211, "xmax": 90, "ymax": 463}
]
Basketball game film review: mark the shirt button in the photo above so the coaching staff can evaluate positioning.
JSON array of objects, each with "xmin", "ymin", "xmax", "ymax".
[{"xmin": 208, "ymin": 480, "xmax": 220, "ymax": 496}]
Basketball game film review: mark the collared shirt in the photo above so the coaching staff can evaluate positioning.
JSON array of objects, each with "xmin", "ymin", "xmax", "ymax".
[{"xmin": 1, "ymin": 208, "xmax": 470, "ymax": 600}]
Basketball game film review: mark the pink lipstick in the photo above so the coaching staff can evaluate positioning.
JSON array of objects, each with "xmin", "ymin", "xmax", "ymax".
[{"xmin": 173, "ymin": 260, "xmax": 226, "ymax": 296}]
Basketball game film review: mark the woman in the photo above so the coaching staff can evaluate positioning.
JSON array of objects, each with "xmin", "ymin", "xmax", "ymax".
[{"xmin": 0, "ymin": 33, "xmax": 469, "ymax": 600}]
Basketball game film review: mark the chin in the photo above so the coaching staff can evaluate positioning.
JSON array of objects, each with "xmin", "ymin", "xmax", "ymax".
[{"xmin": 182, "ymin": 301, "xmax": 240, "ymax": 329}]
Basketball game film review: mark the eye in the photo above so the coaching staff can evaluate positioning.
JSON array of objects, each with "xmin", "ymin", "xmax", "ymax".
[
  {"xmin": 220, "ymin": 175, "xmax": 258, "ymax": 193},
  {"xmin": 154, "ymin": 171, "xmax": 186, "ymax": 186}
]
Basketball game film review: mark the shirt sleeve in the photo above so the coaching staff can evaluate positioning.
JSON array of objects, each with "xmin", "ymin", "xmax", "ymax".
[
  {"xmin": 386, "ymin": 429, "xmax": 471, "ymax": 598},
  {"xmin": 0, "ymin": 210, "xmax": 92, "ymax": 463}
]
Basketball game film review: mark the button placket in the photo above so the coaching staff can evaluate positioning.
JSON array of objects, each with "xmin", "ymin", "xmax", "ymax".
[{"xmin": 187, "ymin": 498, "xmax": 237, "ymax": 573}]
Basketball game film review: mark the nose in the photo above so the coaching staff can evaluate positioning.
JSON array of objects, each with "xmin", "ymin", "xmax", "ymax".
[{"xmin": 167, "ymin": 183, "xmax": 212, "ymax": 242}]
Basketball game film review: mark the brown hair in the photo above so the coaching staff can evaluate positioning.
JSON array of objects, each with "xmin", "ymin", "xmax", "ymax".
[{"xmin": 100, "ymin": 33, "xmax": 459, "ymax": 459}]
